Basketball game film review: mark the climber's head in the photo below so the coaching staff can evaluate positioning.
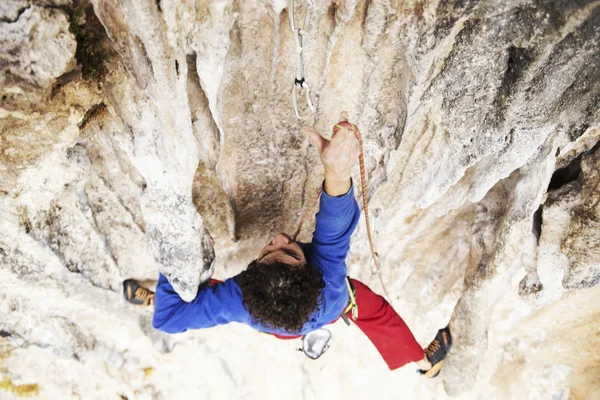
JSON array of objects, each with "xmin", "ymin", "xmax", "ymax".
[
  {"xmin": 236, "ymin": 232, "xmax": 325, "ymax": 334},
  {"xmin": 257, "ymin": 232, "xmax": 306, "ymax": 266}
]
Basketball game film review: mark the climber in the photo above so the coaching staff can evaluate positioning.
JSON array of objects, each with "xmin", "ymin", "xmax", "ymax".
[{"xmin": 123, "ymin": 112, "xmax": 452, "ymax": 377}]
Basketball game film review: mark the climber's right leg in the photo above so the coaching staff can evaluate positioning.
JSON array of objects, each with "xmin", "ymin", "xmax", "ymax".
[
  {"xmin": 419, "ymin": 326, "xmax": 453, "ymax": 378},
  {"xmin": 345, "ymin": 278, "xmax": 425, "ymax": 370}
]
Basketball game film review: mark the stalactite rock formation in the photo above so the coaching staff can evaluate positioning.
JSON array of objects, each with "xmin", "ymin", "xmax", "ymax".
[{"xmin": 0, "ymin": 0, "xmax": 598, "ymax": 398}]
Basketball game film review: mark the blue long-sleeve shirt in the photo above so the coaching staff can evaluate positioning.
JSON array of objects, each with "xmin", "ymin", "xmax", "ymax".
[{"xmin": 152, "ymin": 182, "xmax": 360, "ymax": 336}]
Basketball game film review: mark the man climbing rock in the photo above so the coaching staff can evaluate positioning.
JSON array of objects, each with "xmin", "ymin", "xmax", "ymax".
[{"xmin": 124, "ymin": 112, "xmax": 452, "ymax": 377}]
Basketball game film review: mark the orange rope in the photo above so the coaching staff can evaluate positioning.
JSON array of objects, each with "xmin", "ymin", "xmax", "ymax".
[{"xmin": 293, "ymin": 122, "xmax": 391, "ymax": 300}]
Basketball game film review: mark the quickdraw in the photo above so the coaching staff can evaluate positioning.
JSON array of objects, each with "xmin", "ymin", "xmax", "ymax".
[{"xmin": 289, "ymin": 0, "xmax": 316, "ymax": 120}]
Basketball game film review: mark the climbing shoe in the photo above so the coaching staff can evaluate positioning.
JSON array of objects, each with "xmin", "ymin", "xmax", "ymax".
[
  {"xmin": 419, "ymin": 326, "xmax": 452, "ymax": 378},
  {"xmin": 123, "ymin": 279, "xmax": 155, "ymax": 306}
]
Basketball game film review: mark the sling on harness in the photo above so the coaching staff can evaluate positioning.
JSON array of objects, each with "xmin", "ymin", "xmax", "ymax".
[{"xmin": 341, "ymin": 277, "xmax": 358, "ymax": 325}]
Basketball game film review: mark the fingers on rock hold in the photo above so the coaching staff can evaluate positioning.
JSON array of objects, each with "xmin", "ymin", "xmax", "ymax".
[{"xmin": 303, "ymin": 125, "xmax": 326, "ymax": 152}]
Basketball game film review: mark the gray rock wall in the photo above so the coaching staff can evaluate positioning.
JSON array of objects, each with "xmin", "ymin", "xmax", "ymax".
[{"xmin": 0, "ymin": 0, "xmax": 598, "ymax": 398}]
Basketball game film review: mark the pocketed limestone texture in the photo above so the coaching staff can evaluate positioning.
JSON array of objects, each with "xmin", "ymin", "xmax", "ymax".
[{"xmin": 0, "ymin": 0, "xmax": 598, "ymax": 398}]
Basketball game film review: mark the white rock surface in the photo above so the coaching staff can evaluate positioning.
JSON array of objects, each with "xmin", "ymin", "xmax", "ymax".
[
  {"xmin": 0, "ymin": 5, "xmax": 75, "ymax": 96},
  {"xmin": 0, "ymin": 0, "xmax": 599, "ymax": 398}
]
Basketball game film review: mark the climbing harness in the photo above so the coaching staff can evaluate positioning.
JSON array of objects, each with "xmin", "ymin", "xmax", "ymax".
[
  {"xmin": 288, "ymin": 0, "xmax": 316, "ymax": 120},
  {"xmin": 292, "ymin": 121, "xmax": 392, "ymax": 301}
]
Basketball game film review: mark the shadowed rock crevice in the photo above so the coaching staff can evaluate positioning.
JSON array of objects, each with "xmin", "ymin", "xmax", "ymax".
[
  {"xmin": 186, "ymin": 50, "xmax": 235, "ymax": 241},
  {"xmin": 0, "ymin": 5, "xmax": 31, "ymax": 24},
  {"xmin": 62, "ymin": 0, "xmax": 116, "ymax": 82},
  {"xmin": 532, "ymin": 204, "xmax": 543, "ymax": 243},
  {"xmin": 549, "ymin": 139, "xmax": 600, "ymax": 192},
  {"xmin": 185, "ymin": 52, "xmax": 221, "ymax": 166},
  {"xmin": 548, "ymin": 157, "xmax": 582, "ymax": 191},
  {"xmin": 487, "ymin": 45, "xmax": 534, "ymax": 127}
]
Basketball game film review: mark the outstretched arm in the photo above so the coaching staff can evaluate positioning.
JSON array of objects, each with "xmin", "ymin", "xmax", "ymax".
[
  {"xmin": 302, "ymin": 112, "xmax": 361, "ymax": 283},
  {"xmin": 152, "ymin": 273, "xmax": 248, "ymax": 333},
  {"xmin": 302, "ymin": 111, "xmax": 360, "ymax": 196}
]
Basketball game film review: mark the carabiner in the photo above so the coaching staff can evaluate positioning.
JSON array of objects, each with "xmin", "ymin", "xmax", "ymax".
[{"xmin": 370, "ymin": 252, "xmax": 382, "ymax": 275}]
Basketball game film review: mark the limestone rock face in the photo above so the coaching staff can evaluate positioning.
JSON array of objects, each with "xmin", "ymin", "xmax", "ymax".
[
  {"xmin": 0, "ymin": 5, "xmax": 75, "ymax": 100},
  {"xmin": 557, "ymin": 144, "xmax": 600, "ymax": 289},
  {"xmin": 0, "ymin": 0, "xmax": 599, "ymax": 398}
]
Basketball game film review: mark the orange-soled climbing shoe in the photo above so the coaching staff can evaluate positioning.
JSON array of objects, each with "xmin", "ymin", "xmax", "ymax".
[
  {"xmin": 419, "ymin": 326, "xmax": 452, "ymax": 378},
  {"xmin": 123, "ymin": 279, "xmax": 154, "ymax": 306}
]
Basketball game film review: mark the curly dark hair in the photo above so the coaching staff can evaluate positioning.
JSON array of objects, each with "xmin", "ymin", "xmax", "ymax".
[{"xmin": 235, "ymin": 260, "xmax": 325, "ymax": 334}]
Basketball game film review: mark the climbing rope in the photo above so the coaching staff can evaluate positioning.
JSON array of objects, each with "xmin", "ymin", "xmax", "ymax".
[
  {"xmin": 292, "ymin": 122, "xmax": 391, "ymax": 301},
  {"xmin": 289, "ymin": 0, "xmax": 316, "ymax": 120}
]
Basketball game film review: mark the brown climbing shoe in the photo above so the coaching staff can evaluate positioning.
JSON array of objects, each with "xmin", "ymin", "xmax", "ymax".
[
  {"xmin": 123, "ymin": 279, "xmax": 155, "ymax": 306},
  {"xmin": 419, "ymin": 326, "xmax": 452, "ymax": 378}
]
